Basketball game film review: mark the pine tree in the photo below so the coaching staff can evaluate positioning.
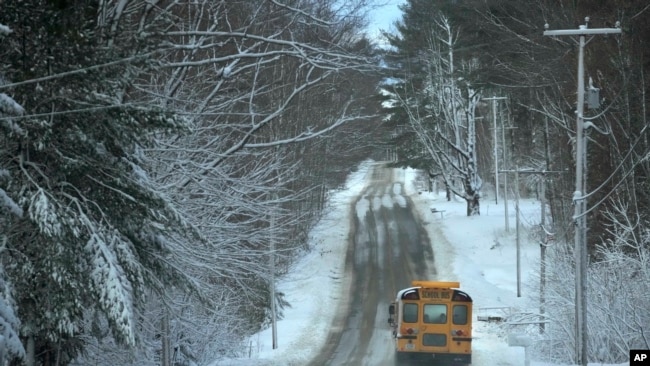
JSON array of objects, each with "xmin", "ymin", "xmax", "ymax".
[
  {"xmin": 0, "ymin": 1, "xmax": 193, "ymax": 363},
  {"xmin": 384, "ymin": 2, "xmax": 484, "ymax": 215},
  {"xmin": 0, "ymin": 19, "xmax": 27, "ymax": 366}
]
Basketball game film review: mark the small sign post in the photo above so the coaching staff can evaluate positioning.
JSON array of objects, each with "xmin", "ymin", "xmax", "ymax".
[{"xmin": 507, "ymin": 333, "xmax": 532, "ymax": 366}]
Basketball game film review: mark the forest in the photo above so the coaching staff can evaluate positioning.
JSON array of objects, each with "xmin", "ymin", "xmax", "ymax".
[{"xmin": 0, "ymin": 0, "xmax": 649, "ymax": 365}]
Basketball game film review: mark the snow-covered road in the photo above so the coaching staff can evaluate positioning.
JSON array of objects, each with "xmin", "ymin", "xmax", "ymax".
[
  {"xmin": 307, "ymin": 163, "xmax": 437, "ymax": 365},
  {"xmin": 213, "ymin": 161, "xmax": 628, "ymax": 366}
]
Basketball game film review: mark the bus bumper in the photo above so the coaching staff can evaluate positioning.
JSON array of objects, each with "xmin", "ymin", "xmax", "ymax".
[{"xmin": 395, "ymin": 351, "xmax": 471, "ymax": 364}]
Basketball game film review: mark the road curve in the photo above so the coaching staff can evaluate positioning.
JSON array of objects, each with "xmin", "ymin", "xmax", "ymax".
[{"xmin": 308, "ymin": 164, "xmax": 438, "ymax": 366}]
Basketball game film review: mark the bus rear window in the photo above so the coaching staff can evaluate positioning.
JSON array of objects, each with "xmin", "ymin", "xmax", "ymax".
[
  {"xmin": 424, "ymin": 304, "xmax": 447, "ymax": 324},
  {"xmin": 403, "ymin": 303, "xmax": 418, "ymax": 323}
]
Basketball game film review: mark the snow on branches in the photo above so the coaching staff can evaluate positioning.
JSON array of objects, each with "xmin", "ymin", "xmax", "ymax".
[
  {"xmin": 0, "ymin": 23, "xmax": 11, "ymax": 36},
  {"xmin": 0, "ymin": 169, "xmax": 22, "ymax": 217},
  {"xmin": 0, "ymin": 257, "xmax": 25, "ymax": 364},
  {"xmin": 0, "ymin": 93, "xmax": 23, "ymax": 117},
  {"xmin": 85, "ymin": 230, "xmax": 136, "ymax": 345},
  {"xmin": 28, "ymin": 189, "xmax": 64, "ymax": 237}
]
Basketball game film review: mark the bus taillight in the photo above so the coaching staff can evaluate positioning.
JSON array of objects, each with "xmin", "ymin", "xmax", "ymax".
[{"xmin": 400, "ymin": 326, "xmax": 418, "ymax": 335}]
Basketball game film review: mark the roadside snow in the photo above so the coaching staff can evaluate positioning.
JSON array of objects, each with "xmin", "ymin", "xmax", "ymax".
[{"xmin": 211, "ymin": 162, "xmax": 627, "ymax": 366}]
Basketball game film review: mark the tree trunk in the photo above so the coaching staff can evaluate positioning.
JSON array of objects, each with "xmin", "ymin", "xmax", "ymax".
[
  {"xmin": 466, "ymin": 194, "xmax": 480, "ymax": 216},
  {"xmin": 25, "ymin": 331, "xmax": 35, "ymax": 366},
  {"xmin": 161, "ymin": 310, "xmax": 171, "ymax": 366}
]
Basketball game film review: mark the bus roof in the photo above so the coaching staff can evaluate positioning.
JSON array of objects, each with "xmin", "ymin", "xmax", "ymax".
[{"xmin": 411, "ymin": 281, "xmax": 460, "ymax": 289}]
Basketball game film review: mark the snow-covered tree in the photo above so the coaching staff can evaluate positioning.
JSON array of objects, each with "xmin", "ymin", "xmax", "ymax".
[
  {"xmin": 533, "ymin": 197, "xmax": 650, "ymax": 364},
  {"xmin": 0, "ymin": 2, "xmax": 199, "ymax": 363},
  {"xmin": 0, "ymin": 241, "xmax": 24, "ymax": 366},
  {"xmin": 2, "ymin": 0, "xmax": 379, "ymax": 364},
  {"xmin": 0, "ymin": 21, "xmax": 26, "ymax": 366},
  {"xmin": 121, "ymin": 0, "xmax": 377, "ymax": 361},
  {"xmin": 387, "ymin": 14, "xmax": 483, "ymax": 215}
]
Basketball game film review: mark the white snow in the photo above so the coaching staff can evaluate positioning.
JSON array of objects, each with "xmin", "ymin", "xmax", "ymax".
[
  {"xmin": 210, "ymin": 161, "xmax": 627, "ymax": 366},
  {"xmin": 0, "ymin": 23, "xmax": 11, "ymax": 36},
  {"xmin": 0, "ymin": 291, "xmax": 25, "ymax": 362},
  {"xmin": 0, "ymin": 188, "xmax": 23, "ymax": 218},
  {"xmin": 0, "ymin": 93, "xmax": 25, "ymax": 116}
]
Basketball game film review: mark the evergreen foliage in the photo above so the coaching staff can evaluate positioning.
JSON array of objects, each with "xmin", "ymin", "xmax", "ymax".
[
  {"xmin": 0, "ymin": 0, "xmax": 195, "ymax": 362},
  {"xmin": 1, "ymin": 0, "xmax": 379, "ymax": 364},
  {"xmin": 383, "ymin": 5, "xmax": 484, "ymax": 215}
]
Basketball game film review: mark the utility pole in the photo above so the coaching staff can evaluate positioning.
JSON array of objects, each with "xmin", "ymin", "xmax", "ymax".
[
  {"xmin": 543, "ymin": 18, "xmax": 621, "ymax": 366},
  {"xmin": 483, "ymin": 96, "xmax": 507, "ymax": 205},
  {"xmin": 270, "ymin": 193, "xmax": 278, "ymax": 349},
  {"xmin": 501, "ymin": 168, "xmax": 564, "ymax": 298},
  {"xmin": 502, "ymin": 123, "xmax": 517, "ymax": 233},
  {"xmin": 500, "ymin": 167, "xmax": 522, "ymax": 297},
  {"xmin": 515, "ymin": 167, "xmax": 521, "ymax": 297}
]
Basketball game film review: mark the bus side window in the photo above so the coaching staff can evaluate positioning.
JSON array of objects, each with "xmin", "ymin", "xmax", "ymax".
[
  {"xmin": 403, "ymin": 303, "xmax": 418, "ymax": 323},
  {"xmin": 452, "ymin": 305, "xmax": 468, "ymax": 325}
]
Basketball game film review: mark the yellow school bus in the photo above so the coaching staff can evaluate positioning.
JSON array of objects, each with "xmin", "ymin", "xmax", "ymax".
[{"xmin": 388, "ymin": 281, "xmax": 472, "ymax": 365}]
